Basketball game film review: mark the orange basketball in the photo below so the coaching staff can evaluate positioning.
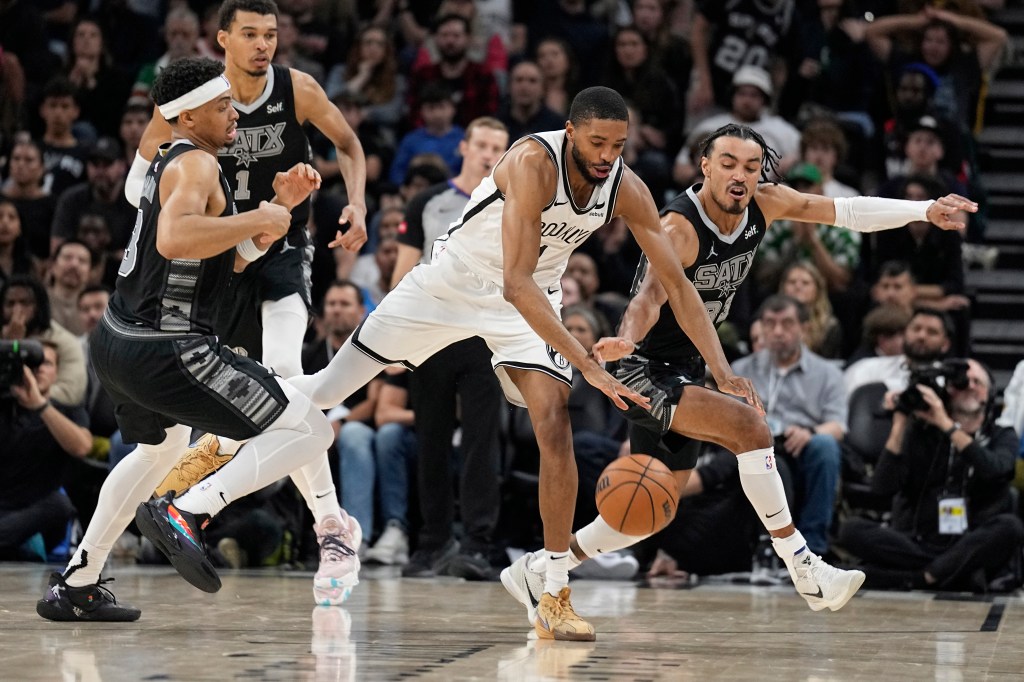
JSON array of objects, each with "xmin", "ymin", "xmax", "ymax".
[{"xmin": 595, "ymin": 454, "xmax": 678, "ymax": 535}]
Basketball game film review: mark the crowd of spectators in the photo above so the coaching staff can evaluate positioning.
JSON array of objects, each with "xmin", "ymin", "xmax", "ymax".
[{"xmin": 1, "ymin": 0, "xmax": 1021, "ymax": 592}]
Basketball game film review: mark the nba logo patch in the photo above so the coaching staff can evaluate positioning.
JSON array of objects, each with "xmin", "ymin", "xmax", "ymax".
[
  {"xmin": 764, "ymin": 453, "xmax": 774, "ymax": 471},
  {"xmin": 546, "ymin": 345, "xmax": 570, "ymax": 370}
]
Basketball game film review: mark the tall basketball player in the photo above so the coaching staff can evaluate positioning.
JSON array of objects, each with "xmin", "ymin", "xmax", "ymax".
[
  {"xmin": 288, "ymin": 87, "xmax": 759, "ymax": 641},
  {"xmin": 37, "ymin": 57, "xmax": 330, "ymax": 621},
  {"xmin": 126, "ymin": 0, "xmax": 368, "ymax": 605},
  {"xmin": 501, "ymin": 123, "xmax": 977, "ymax": 621}
]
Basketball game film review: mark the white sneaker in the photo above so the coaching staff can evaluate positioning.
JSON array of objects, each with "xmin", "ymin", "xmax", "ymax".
[
  {"xmin": 784, "ymin": 550, "xmax": 865, "ymax": 612},
  {"xmin": 571, "ymin": 551, "xmax": 639, "ymax": 580},
  {"xmin": 500, "ymin": 551, "xmax": 546, "ymax": 626},
  {"xmin": 312, "ymin": 510, "xmax": 362, "ymax": 606},
  {"xmin": 363, "ymin": 521, "xmax": 409, "ymax": 565}
]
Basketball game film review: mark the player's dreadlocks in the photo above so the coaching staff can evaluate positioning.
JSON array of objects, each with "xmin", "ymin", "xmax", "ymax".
[{"xmin": 699, "ymin": 124, "xmax": 780, "ymax": 183}]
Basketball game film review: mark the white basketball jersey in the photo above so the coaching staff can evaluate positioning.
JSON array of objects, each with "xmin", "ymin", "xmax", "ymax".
[{"xmin": 440, "ymin": 130, "xmax": 625, "ymax": 289}]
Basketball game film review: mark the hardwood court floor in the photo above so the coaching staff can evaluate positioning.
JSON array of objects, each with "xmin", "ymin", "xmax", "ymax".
[{"xmin": 2, "ymin": 562, "xmax": 1023, "ymax": 681}]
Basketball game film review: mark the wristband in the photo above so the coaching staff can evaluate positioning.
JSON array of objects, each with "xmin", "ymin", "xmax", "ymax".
[
  {"xmin": 943, "ymin": 422, "xmax": 961, "ymax": 437},
  {"xmin": 236, "ymin": 237, "xmax": 269, "ymax": 262},
  {"xmin": 30, "ymin": 400, "xmax": 50, "ymax": 414}
]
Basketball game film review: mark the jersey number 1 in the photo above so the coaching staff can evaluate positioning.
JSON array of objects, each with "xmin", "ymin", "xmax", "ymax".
[{"xmin": 234, "ymin": 170, "xmax": 251, "ymax": 201}]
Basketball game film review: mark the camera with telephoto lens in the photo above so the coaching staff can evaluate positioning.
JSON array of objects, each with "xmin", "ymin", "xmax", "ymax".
[
  {"xmin": 894, "ymin": 359, "xmax": 970, "ymax": 414},
  {"xmin": 0, "ymin": 339, "xmax": 45, "ymax": 392}
]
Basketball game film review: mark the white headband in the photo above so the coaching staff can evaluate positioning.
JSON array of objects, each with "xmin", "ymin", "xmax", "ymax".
[{"xmin": 158, "ymin": 75, "xmax": 231, "ymax": 120}]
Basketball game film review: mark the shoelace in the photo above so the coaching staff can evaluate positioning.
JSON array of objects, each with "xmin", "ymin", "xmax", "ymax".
[
  {"xmin": 93, "ymin": 577, "xmax": 120, "ymax": 604},
  {"xmin": 319, "ymin": 532, "xmax": 356, "ymax": 561}
]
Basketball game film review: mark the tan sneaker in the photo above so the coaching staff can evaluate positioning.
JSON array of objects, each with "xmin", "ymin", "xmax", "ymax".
[
  {"xmin": 155, "ymin": 434, "xmax": 232, "ymax": 497},
  {"xmin": 534, "ymin": 587, "xmax": 596, "ymax": 641}
]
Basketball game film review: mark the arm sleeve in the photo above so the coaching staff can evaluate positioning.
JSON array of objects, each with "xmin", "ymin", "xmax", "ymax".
[{"xmin": 832, "ymin": 196, "xmax": 934, "ymax": 233}]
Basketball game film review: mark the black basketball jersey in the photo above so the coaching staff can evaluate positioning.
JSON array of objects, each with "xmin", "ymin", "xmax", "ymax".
[
  {"xmin": 108, "ymin": 141, "xmax": 236, "ymax": 335},
  {"xmin": 633, "ymin": 184, "xmax": 767, "ymax": 364},
  {"xmin": 218, "ymin": 65, "xmax": 311, "ymax": 232}
]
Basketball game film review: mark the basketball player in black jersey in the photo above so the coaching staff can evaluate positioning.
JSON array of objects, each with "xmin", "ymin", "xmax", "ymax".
[
  {"xmin": 128, "ymin": 0, "xmax": 368, "ymax": 605},
  {"xmin": 503, "ymin": 123, "xmax": 977, "ymax": 619},
  {"xmin": 37, "ymin": 57, "xmax": 331, "ymax": 621}
]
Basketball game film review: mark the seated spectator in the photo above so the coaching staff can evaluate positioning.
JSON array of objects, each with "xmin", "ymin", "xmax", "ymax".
[
  {"xmin": 565, "ymin": 251, "xmax": 621, "ymax": 331},
  {"xmin": 38, "ymin": 77, "xmax": 88, "ymax": 197},
  {"xmin": 75, "ymin": 213, "xmax": 120, "ymax": 288},
  {"xmin": 632, "ymin": 0, "xmax": 692, "ymax": 113},
  {"xmin": 845, "ymin": 304, "xmax": 912, "ymax": 368},
  {"xmin": 352, "ymin": 208, "xmax": 404, "ymax": 309},
  {"xmin": 674, "ymin": 66, "xmax": 801, "ymax": 187},
  {"xmin": 118, "ymin": 99, "xmax": 152, "ymax": 165},
  {"xmin": 406, "ymin": 0, "xmax": 509, "ymax": 83},
  {"xmin": 1, "ymin": 137, "xmax": 56, "ymax": 260},
  {"xmin": 407, "ymin": 14, "xmax": 499, "ymax": 129},
  {"xmin": 1, "ymin": 274, "xmax": 86, "ymax": 406},
  {"xmin": 754, "ymin": 163, "xmax": 860, "ymax": 297},
  {"xmin": 77, "ymin": 284, "xmax": 116, "ymax": 442},
  {"xmin": 131, "ymin": 6, "xmax": 200, "ymax": 101},
  {"xmin": 778, "ymin": 262, "xmax": 843, "ymax": 360},
  {"xmin": 498, "ymin": 60, "xmax": 564, "ymax": 142},
  {"xmin": 845, "ymin": 307, "xmax": 952, "ymax": 398},
  {"xmin": 47, "ymin": 239, "xmax": 92, "ymax": 336},
  {"xmin": 865, "ymin": 6, "xmax": 1007, "ymax": 132},
  {"xmin": 799, "ymin": 119, "xmax": 858, "ymax": 198},
  {"xmin": 535, "ymin": 37, "xmax": 579, "ymax": 117},
  {"xmin": 50, "ymin": 136, "xmax": 134, "ymax": 256},
  {"xmin": 877, "ymin": 115, "xmax": 969, "ymax": 205},
  {"xmin": 325, "ymin": 25, "xmax": 404, "ymax": 128},
  {"xmin": 64, "ymin": 17, "xmax": 134, "ymax": 140},
  {"xmin": 869, "ymin": 260, "xmax": 917, "ymax": 317},
  {"xmin": 389, "ymin": 84, "xmax": 464, "ymax": 187},
  {"xmin": 838, "ymin": 359, "xmax": 1024, "ymax": 592},
  {"xmin": 361, "ymin": 367, "xmax": 417, "ymax": 567},
  {"xmin": 0, "ymin": 198, "xmax": 39, "ymax": 290},
  {"xmin": 0, "ymin": 340, "xmax": 92, "ymax": 561},
  {"xmin": 732, "ymin": 295, "xmax": 846, "ymax": 555},
  {"xmin": 273, "ymin": 10, "xmax": 324, "ymax": 85}
]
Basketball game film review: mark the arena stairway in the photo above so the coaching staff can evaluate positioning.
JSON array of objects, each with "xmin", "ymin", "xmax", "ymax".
[{"xmin": 969, "ymin": 0, "xmax": 1024, "ymax": 388}]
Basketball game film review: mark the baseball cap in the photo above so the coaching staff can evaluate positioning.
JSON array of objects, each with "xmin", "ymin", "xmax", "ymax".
[
  {"xmin": 787, "ymin": 162, "xmax": 823, "ymax": 185},
  {"xmin": 732, "ymin": 65, "xmax": 773, "ymax": 98},
  {"xmin": 88, "ymin": 136, "xmax": 122, "ymax": 163}
]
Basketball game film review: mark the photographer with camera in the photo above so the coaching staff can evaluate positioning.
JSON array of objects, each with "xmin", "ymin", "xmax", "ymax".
[
  {"xmin": 0, "ymin": 340, "xmax": 93, "ymax": 560},
  {"xmin": 2, "ymin": 274, "xmax": 87, "ymax": 407},
  {"xmin": 838, "ymin": 359, "xmax": 1024, "ymax": 592}
]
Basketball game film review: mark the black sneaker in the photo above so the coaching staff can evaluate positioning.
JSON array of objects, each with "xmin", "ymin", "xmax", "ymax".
[
  {"xmin": 135, "ymin": 492, "xmax": 221, "ymax": 593},
  {"xmin": 442, "ymin": 550, "xmax": 497, "ymax": 581},
  {"xmin": 36, "ymin": 572, "xmax": 141, "ymax": 622},
  {"xmin": 401, "ymin": 538, "xmax": 459, "ymax": 578}
]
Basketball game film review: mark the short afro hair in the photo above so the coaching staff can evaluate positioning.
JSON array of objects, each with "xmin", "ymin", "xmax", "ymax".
[
  {"xmin": 569, "ymin": 87, "xmax": 628, "ymax": 128},
  {"xmin": 219, "ymin": 0, "xmax": 279, "ymax": 31},
  {"xmin": 151, "ymin": 57, "xmax": 227, "ymax": 123}
]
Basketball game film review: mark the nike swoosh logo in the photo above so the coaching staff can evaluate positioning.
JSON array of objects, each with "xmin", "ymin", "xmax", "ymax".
[
  {"xmin": 527, "ymin": 583, "xmax": 540, "ymax": 608},
  {"xmin": 219, "ymin": 492, "xmax": 228, "ymax": 505},
  {"xmin": 765, "ymin": 508, "xmax": 785, "ymax": 519},
  {"xmin": 548, "ymin": 554, "xmax": 567, "ymax": 561},
  {"xmin": 553, "ymin": 200, "xmax": 568, "ymax": 206},
  {"xmin": 315, "ymin": 492, "xmax": 332, "ymax": 499},
  {"xmin": 800, "ymin": 587, "xmax": 824, "ymax": 599},
  {"xmin": 547, "ymin": 287, "xmax": 559, "ymax": 295}
]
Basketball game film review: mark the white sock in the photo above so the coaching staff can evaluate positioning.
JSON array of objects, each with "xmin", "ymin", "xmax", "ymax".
[
  {"xmin": 737, "ymin": 448, "xmax": 793, "ymax": 531},
  {"xmin": 772, "ymin": 529, "xmax": 810, "ymax": 563},
  {"xmin": 260, "ymin": 293, "xmax": 308, "ymax": 380},
  {"xmin": 64, "ymin": 425, "xmax": 193, "ymax": 587},
  {"xmin": 544, "ymin": 551, "xmax": 570, "ymax": 596},
  {"xmin": 290, "ymin": 453, "xmax": 341, "ymax": 522}
]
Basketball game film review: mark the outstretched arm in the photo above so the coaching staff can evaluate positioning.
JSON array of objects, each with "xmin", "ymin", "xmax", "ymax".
[
  {"xmin": 294, "ymin": 69, "xmax": 368, "ymax": 252},
  {"xmin": 757, "ymin": 183, "xmax": 977, "ymax": 232}
]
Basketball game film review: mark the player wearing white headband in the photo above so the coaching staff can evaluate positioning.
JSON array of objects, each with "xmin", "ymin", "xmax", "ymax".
[
  {"xmin": 38, "ymin": 57, "xmax": 326, "ymax": 621},
  {"xmin": 129, "ymin": 0, "xmax": 368, "ymax": 606}
]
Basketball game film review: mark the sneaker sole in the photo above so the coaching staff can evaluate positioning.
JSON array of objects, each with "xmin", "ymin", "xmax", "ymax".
[
  {"xmin": 134, "ymin": 504, "xmax": 221, "ymax": 593},
  {"xmin": 825, "ymin": 570, "xmax": 866, "ymax": 612},
  {"xmin": 534, "ymin": 619, "xmax": 597, "ymax": 642},
  {"xmin": 313, "ymin": 581, "xmax": 356, "ymax": 606},
  {"xmin": 500, "ymin": 567, "xmax": 538, "ymax": 626}
]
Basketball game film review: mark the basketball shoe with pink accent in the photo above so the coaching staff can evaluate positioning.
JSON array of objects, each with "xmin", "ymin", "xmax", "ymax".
[{"xmin": 312, "ymin": 511, "xmax": 362, "ymax": 605}]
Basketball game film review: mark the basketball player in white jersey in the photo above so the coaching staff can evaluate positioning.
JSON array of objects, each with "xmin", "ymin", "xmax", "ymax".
[
  {"xmin": 125, "ymin": 0, "xmax": 367, "ymax": 605},
  {"xmin": 289, "ymin": 87, "xmax": 758, "ymax": 640},
  {"xmin": 502, "ymin": 123, "xmax": 977, "ymax": 623}
]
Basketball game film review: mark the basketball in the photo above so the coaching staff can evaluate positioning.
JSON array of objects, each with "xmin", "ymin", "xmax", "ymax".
[{"xmin": 595, "ymin": 454, "xmax": 678, "ymax": 535}]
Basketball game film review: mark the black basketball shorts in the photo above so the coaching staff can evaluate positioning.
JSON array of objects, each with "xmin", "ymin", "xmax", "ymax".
[
  {"xmin": 91, "ymin": 320, "xmax": 289, "ymax": 445},
  {"xmin": 612, "ymin": 353, "xmax": 706, "ymax": 472}
]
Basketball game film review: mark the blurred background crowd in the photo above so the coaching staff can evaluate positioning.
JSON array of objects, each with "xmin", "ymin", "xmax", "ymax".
[{"xmin": 2, "ymin": 0, "xmax": 1024, "ymax": 595}]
